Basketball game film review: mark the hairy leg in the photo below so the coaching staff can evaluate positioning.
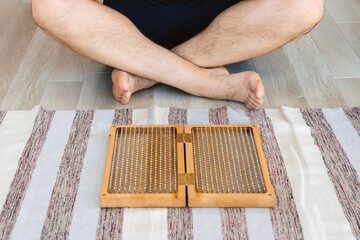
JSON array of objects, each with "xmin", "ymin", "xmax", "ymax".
[
  {"xmin": 172, "ymin": 0, "xmax": 324, "ymax": 67},
  {"xmin": 111, "ymin": 66, "xmax": 229, "ymax": 103},
  {"xmin": 32, "ymin": 0, "xmax": 265, "ymax": 109},
  {"xmin": 112, "ymin": 67, "xmax": 264, "ymax": 109},
  {"xmin": 111, "ymin": 0, "xmax": 323, "ymax": 104},
  {"xmin": 32, "ymin": 0, "xmax": 205, "ymax": 93}
]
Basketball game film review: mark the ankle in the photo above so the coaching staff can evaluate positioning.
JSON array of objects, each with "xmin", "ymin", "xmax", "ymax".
[
  {"xmin": 194, "ymin": 67, "xmax": 226, "ymax": 98},
  {"xmin": 111, "ymin": 68, "xmax": 124, "ymax": 84}
]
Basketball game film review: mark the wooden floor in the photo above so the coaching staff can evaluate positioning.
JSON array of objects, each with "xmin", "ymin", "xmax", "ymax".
[{"xmin": 1, "ymin": 0, "xmax": 359, "ymax": 111}]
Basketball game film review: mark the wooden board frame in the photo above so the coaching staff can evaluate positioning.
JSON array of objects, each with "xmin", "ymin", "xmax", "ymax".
[
  {"xmin": 100, "ymin": 124, "xmax": 275, "ymax": 208},
  {"xmin": 100, "ymin": 125, "xmax": 186, "ymax": 208},
  {"xmin": 185, "ymin": 124, "xmax": 275, "ymax": 208}
]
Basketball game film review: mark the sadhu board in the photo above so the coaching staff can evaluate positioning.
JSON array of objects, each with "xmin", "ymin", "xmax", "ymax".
[{"xmin": 100, "ymin": 124, "xmax": 275, "ymax": 208}]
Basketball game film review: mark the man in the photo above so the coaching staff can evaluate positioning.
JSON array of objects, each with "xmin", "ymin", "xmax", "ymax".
[{"xmin": 31, "ymin": 0, "xmax": 323, "ymax": 109}]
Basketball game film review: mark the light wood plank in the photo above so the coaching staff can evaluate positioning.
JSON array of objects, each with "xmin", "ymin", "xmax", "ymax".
[
  {"xmin": 325, "ymin": 0, "xmax": 360, "ymax": 23},
  {"xmin": 338, "ymin": 23, "xmax": 360, "ymax": 60},
  {"xmin": 77, "ymin": 72, "xmax": 154, "ymax": 109},
  {"xmin": 1, "ymin": 28, "xmax": 86, "ymax": 110},
  {"xmin": 310, "ymin": 11, "xmax": 360, "ymax": 78},
  {"xmin": 334, "ymin": 78, "xmax": 360, "ymax": 108},
  {"xmin": 12, "ymin": 28, "xmax": 85, "ymax": 84},
  {"xmin": 83, "ymin": 58, "xmax": 112, "ymax": 72},
  {"xmin": 226, "ymin": 59, "xmax": 257, "ymax": 74},
  {"xmin": 187, "ymin": 95, "xmax": 254, "ymax": 110},
  {"xmin": 153, "ymin": 84, "xmax": 192, "ymax": 108},
  {"xmin": 254, "ymin": 48, "xmax": 309, "ymax": 108},
  {"xmin": 0, "ymin": 3, "xmax": 37, "ymax": 104},
  {"xmin": 154, "ymin": 85, "xmax": 251, "ymax": 110},
  {"xmin": 40, "ymin": 82, "xmax": 82, "ymax": 110},
  {"xmin": 77, "ymin": 72, "xmax": 121, "ymax": 109},
  {"xmin": 262, "ymin": 95, "xmax": 270, "ymax": 109},
  {"xmin": 46, "ymin": 46, "xmax": 85, "ymax": 83},
  {"xmin": 0, "ymin": 0, "xmax": 21, "ymax": 40},
  {"xmin": 1, "ymin": 29, "xmax": 59, "ymax": 110},
  {"xmin": 283, "ymin": 35, "xmax": 347, "ymax": 108}
]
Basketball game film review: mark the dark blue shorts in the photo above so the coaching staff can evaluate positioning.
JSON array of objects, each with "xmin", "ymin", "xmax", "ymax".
[{"xmin": 103, "ymin": 0, "xmax": 241, "ymax": 49}]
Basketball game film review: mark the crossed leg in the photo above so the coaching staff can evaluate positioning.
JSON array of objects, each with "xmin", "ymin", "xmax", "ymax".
[{"xmin": 31, "ymin": 0, "xmax": 323, "ymax": 109}]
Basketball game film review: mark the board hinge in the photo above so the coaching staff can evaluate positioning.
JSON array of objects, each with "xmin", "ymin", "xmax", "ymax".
[
  {"xmin": 176, "ymin": 133, "xmax": 192, "ymax": 143},
  {"xmin": 178, "ymin": 173, "xmax": 195, "ymax": 185}
]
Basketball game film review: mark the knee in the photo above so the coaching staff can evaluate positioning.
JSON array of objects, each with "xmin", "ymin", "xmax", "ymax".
[
  {"xmin": 31, "ymin": 0, "xmax": 71, "ymax": 29},
  {"xmin": 278, "ymin": 0, "xmax": 324, "ymax": 35},
  {"xmin": 299, "ymin": 0, "xmax": 324, "ymax": 30},
  {"xmin": 294, "ymin": 0, "xmax": 324, "ymax": 32}
]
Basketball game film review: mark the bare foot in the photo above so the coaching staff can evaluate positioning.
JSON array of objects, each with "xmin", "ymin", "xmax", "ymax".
[
  {"xmin": 111, "ymin": 68, "xmax": 157, "ymax": 104},
  {"xmin": 202, "ymin": 69, "xmax": 265, "ymax": 110},
  {"xmin": 111, "ymin": 66, "xmax": 228, "ymax": 105},
  {"xmin": 112, "ymin": 66, "xmax": 265, "ymax": 110}
]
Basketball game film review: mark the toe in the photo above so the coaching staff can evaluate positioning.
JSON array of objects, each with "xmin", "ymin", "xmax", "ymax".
[
  {"xmin": 120, "ymin": 91, "xmax": 131, "ymax": 104},
  {"xmin": 111, "ymin": 68, "xmax": 133, "ymax": 104},
  {"xmin": 247, "ymin": 98, "xmax": 260, "ymax": 109},
  {"xmin": 247, "ymin": 102, "xmax": 259, "ymax": 110},
  {"xmin": 255, "ymin": 83, "xmax": 265, "ymax": 99},
  {"xmin": 249, "ymin": 92, "xmax": 263, "ymax": 105},
  {"xmin": 245, "ymin": 97, "xmax": 259, "ymax": 109},
  {"xmin": 246, "ymin": 102, "xmax": 254, "ymax": 109},
  {"xmin": 249, "ymin": 73, "xmax": 265, "ymax": 99},
  {"xmin": 248, "ymin": 95, "xmax": 259, "ymax": 105}
]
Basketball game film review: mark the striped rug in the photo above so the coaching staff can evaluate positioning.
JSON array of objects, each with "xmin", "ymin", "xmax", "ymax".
[{"xmin": 0, "ymin": 105, "xmax": 359, "ymax": 240}]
